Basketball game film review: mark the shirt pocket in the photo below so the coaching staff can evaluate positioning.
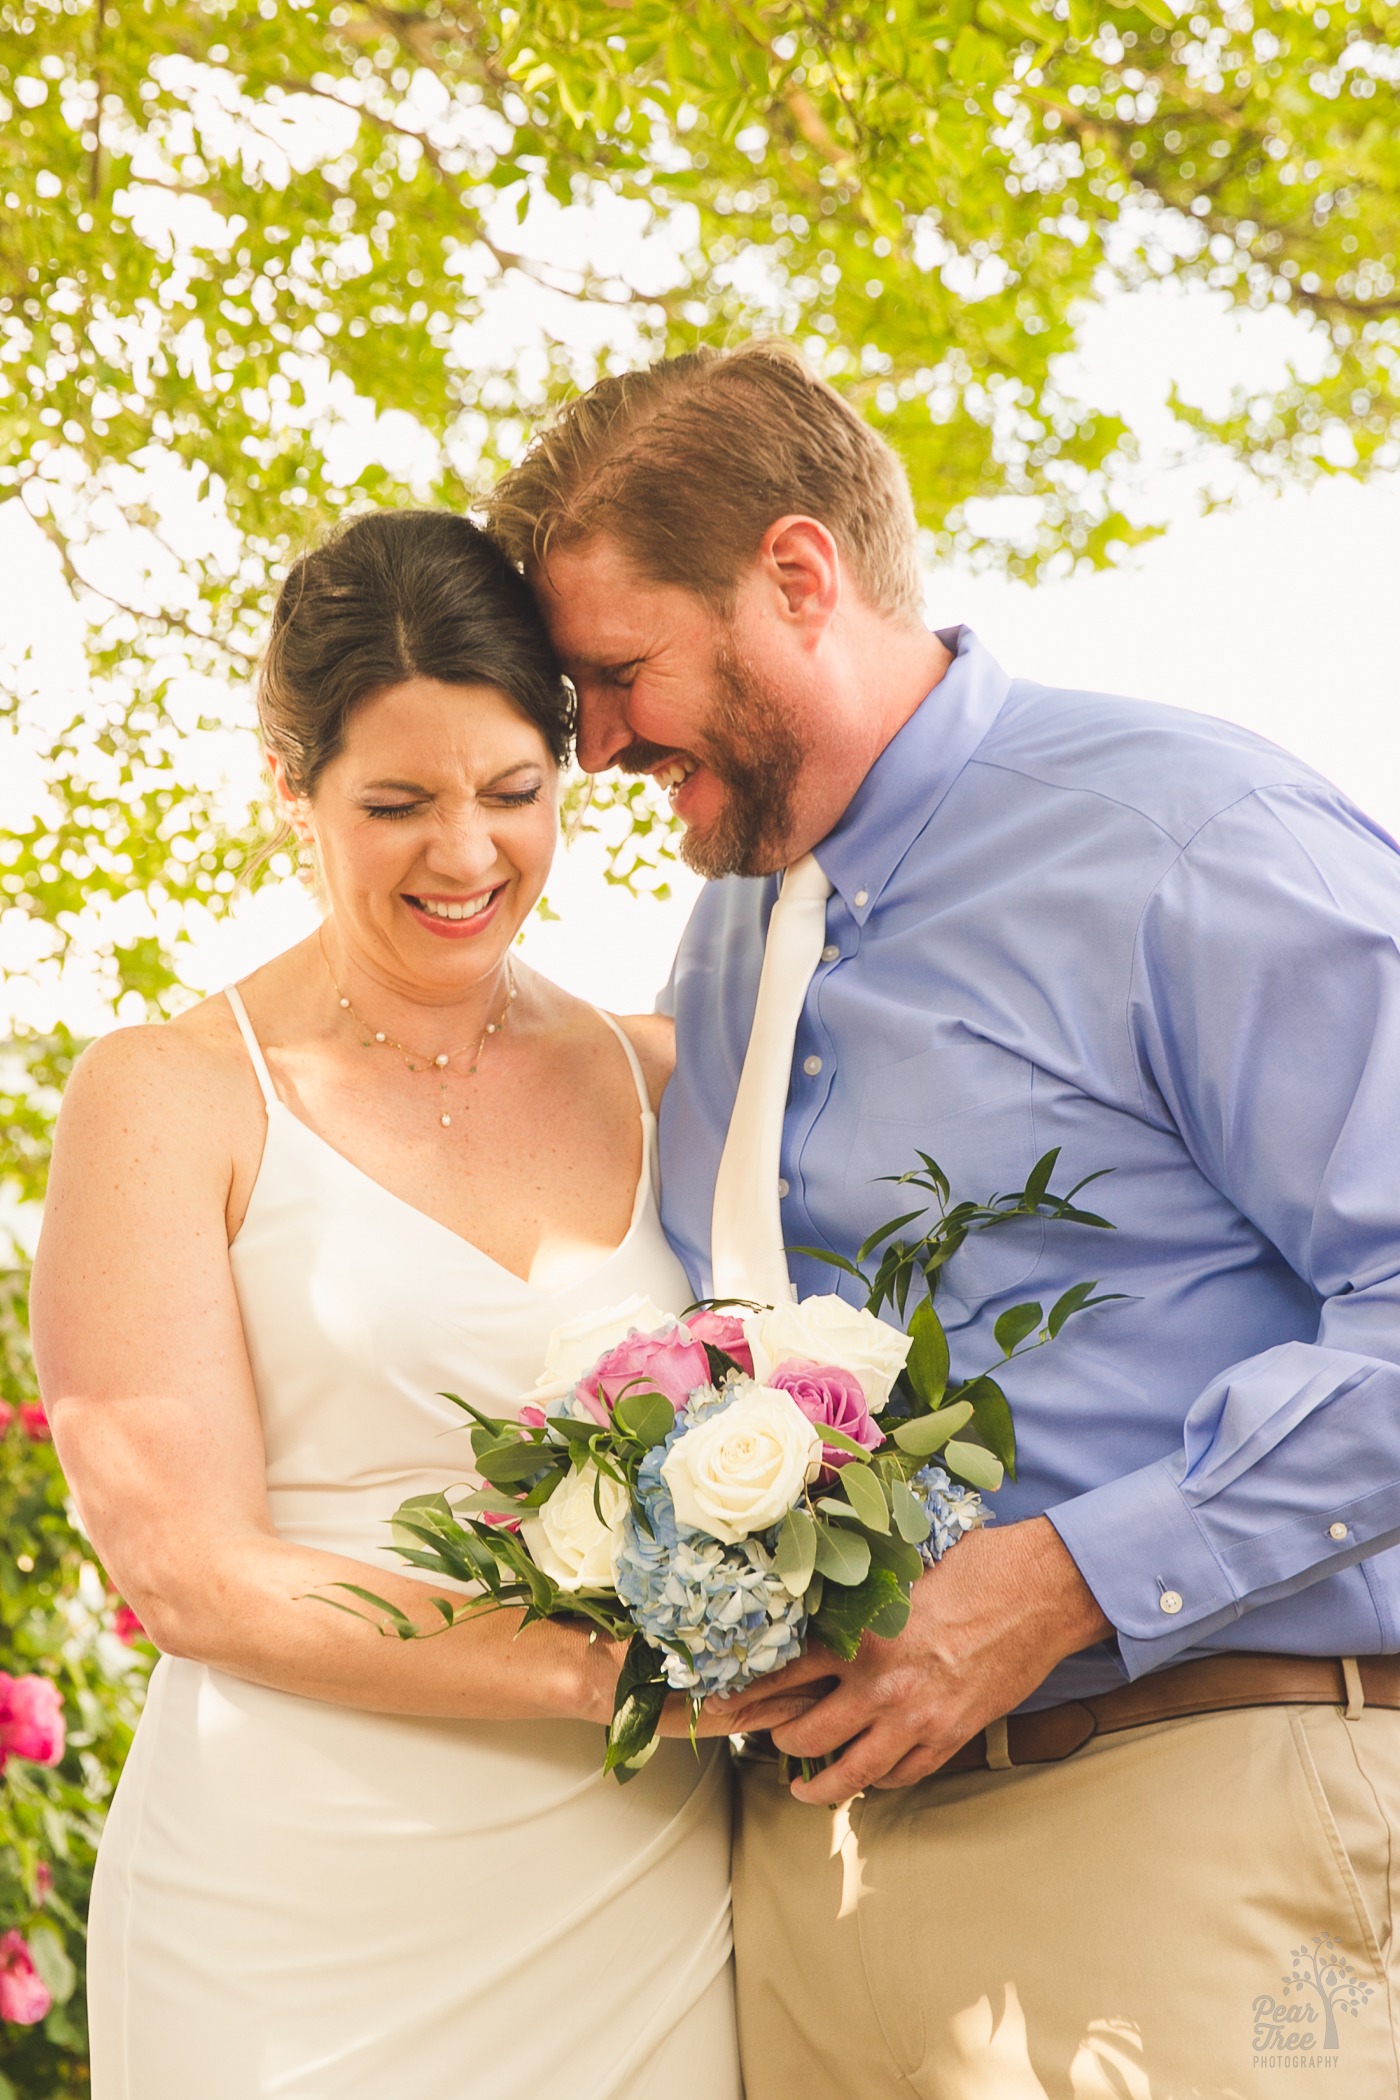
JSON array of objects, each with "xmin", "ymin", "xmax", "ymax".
[{"xmin": 840, "ymin": 1039, "xmax": 1045, "ymax": 1323}]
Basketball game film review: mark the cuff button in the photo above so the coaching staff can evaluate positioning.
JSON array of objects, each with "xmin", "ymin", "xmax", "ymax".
[
  {"xmin": 1158, "ymin": 1589, "xmax": 1183, "ymax": 1615},
  {"xmin": 1329, "ymin": 1522, "xmax": 1349, "ymax": 1541}
]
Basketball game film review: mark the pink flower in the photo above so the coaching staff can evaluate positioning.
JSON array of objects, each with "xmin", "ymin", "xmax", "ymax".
[
  {"xmin": 0, "ymin": 1932, "xmax": 52, "ymax": 2026},
  {"xmin": 19, "ymin": 1405, "xmax": 50, "ymax": 1443},
  {"xmin": 681, "ymin": 1310, "xmax": 754, "ymax": 1375},
  {"xmin": 33, "ymin": 1863, "xmax": 53, "ymax": 1903},
  {"xmin": 0, "ymin": 1674, "xmax": 65, "ymax": 1772},
  {"xmin": 479, "ymin": 1510, "xmax": 522, "ymax": 1534},
  {"xmin": 113, "ymin": 1605, "xmax": 145, "ymax": 1647},
  {"xmin": 517, "ymin": 1405, "xmax": 547, "ymax": 1428},
  {"xmin": 766, "ymin": 1360, "xmax": 883, "ymax": 1476},
  {"xmin": 575, "ymin": 1327, "xmax": 711, "ymax": 1426}
]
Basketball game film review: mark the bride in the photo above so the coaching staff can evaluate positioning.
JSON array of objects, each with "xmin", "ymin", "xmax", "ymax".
[{"xmin": 29, "ymin": 511, "xmax": 740, "ymax": 2099}]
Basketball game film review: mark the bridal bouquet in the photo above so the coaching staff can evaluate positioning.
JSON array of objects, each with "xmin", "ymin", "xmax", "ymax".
[{"xmin": 332, "ymin": 1149, "xmax": 1117, "ymax": 1778}]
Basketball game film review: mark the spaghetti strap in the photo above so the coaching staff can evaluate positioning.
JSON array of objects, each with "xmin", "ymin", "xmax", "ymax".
[
  {"xmin": 224, "ymin": 986, "xmax": 279, "ymax": 1110},
  {"xmin": 594, "ymin": 1010, "xmax": 660, "ymax": 1206},
  {"xmin": 594, "ymin": 1009, "xmax": 653, "ymax": 1120}
]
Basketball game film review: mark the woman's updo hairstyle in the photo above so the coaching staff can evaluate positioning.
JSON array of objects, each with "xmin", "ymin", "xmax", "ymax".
[{"xmin": 258, "ymin": 509, "xmax": 573, "ymax": 797}]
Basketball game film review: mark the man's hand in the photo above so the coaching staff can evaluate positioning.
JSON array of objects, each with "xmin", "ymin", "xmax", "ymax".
[{"xmin": 712, "ymin": 1517, "xmax": 1112, "ymax": 1806}]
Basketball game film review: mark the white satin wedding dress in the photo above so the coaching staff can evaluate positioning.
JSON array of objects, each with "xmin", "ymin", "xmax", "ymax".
[{"xmin": 87, "ymin": 989, "xmax": 740, "ymax": 2100}]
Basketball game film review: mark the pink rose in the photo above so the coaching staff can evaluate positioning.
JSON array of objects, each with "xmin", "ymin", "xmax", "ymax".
[
  {"xmin": 479, "ymin": 1510, "xmax": 522, "ymax": 1534},
  {"xmin": 518, "ymin": 1405, "xmax": 547, "ymax": 1428},
  {"xmin": 681, "ymin": 1311, "xmax": 754, "ymax": 1375},
  {"xmin": 19, "ymin": 1405, "xmax": 50, "ymax": 1443},
  {"xmin": 0, "ymin": 1674, "xmax": 65, "ymax": 1771},
  {"xmin": 767, "ymin": 1360, "xmax": 883, "ymax": 1476},
  {"xmin": 113, "ymin": 1605, "xmax": 145, "ymax": 1647},
  {"xmin": 0, "ymin": 1932, "xmax": 52, "ymax": 2026},
  {"xmin": 575, "ymin": 1327, "xmax": 711, "ymax": 1426}
]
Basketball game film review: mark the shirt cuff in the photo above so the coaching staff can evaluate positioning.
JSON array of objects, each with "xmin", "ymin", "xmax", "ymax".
[{"xmin": 1046, "ymin": 1458, "xmax": 1243, "ymax": 1677}]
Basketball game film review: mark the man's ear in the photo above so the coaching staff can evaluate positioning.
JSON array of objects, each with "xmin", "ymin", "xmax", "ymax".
[{"xmin": 756, "ymin": 514, "xmax": 842, "ymax": 637}]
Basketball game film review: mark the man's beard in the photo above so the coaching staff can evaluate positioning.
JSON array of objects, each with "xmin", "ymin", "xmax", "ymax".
[{"xmin": 623, "ymin": 643, "xmax": 804, "ymax": 880}]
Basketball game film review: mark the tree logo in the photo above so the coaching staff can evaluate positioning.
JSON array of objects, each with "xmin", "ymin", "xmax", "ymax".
[{"xmin": 1251, "ymin": 1933, "xmax": 1375, "ymax": 2065}]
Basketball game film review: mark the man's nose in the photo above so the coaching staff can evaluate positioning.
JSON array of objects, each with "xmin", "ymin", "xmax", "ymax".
[{"xmin": 574, "ymin": 683, "xmax": 633, "ymax": 775}]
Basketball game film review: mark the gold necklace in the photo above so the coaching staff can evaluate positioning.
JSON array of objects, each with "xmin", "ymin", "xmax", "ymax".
[{"xmin": 320, "ymin": 935, "xmax": 517, "ymax": 1129}]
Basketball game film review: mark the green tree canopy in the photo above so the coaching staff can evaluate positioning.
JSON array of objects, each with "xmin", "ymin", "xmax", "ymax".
[{"xmin": 1, "ymin": 0, "xmax": 1397, "ymax": 1046}]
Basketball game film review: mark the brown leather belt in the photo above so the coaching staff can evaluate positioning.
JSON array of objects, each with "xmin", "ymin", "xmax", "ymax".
[{"xmin": 741, "ymin": 1653, "xmax": 1400, "ymax": 1780}]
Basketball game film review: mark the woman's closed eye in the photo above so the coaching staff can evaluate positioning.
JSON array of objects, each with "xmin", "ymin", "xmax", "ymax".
[{"xmin": 362, "ymin": 786, "xmax": 542, "ymax": 820}]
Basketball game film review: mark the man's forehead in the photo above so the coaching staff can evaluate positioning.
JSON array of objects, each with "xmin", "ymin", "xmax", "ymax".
[{"xmin": 533, "ymin": 539, "xmax": 688, "ymax": 661}]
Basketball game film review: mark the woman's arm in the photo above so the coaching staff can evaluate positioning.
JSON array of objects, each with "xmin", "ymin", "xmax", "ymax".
[
  {"xmin": 615, "ymin": 1011, "xmax": 675, "ymax": 1116},
  {"xmin": 29, "ymin": 1024, "xmax": 618, "ymax": 1726}
]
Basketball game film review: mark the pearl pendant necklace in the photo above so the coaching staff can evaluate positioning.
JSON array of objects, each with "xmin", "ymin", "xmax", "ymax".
[{"xmin": 320, "ymin": 935, "xmax": 517, "ymax": 1130}]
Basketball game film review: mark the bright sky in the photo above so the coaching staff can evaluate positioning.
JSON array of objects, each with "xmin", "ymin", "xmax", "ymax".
[{"xmin": 2, "ymin": 277, "xmax": 1398, "ymax": 1026}]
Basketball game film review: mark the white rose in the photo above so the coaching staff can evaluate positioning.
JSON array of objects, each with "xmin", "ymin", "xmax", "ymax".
[
  {"xmin": 745, "ymin": 1293, "xmax": 913, "ymax": 1414},
  {"xmin": 661, "ymin": 1386, "xmax": 822, "ymax": 1545},
  {"xmin": 520, "ymin": 1462, "xmax": 628, "ymax": 1592},
  {"xmin": 525, "ymin": 1296, "xmax": 675, "ymax": 1409}
]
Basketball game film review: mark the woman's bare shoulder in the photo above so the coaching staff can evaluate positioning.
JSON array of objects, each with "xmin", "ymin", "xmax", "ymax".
[
  {"xmin": 611, "ymin": 1011, "xmax": 675, "ymax": 1115},
  {"xmin": 60, "ymin": 994, "xmax": 262, "ymax": 1148}
]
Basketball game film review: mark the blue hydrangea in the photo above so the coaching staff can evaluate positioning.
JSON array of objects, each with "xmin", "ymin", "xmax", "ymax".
[
  {"xmin": 912, "ymin": 1465, "xmax": 990, "ymax": 1565},
  {"xmin": 614, "ymin": 1386, "xmax": 808, "ymax": 1698}
]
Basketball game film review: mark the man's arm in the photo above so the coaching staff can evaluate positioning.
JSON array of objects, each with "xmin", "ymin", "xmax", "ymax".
[{"xmin": 727, "ymin": 784, "xmax": 1400, "ymax": 1799}]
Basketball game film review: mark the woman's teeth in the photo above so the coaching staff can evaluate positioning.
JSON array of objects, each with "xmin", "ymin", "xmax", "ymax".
[
  {"xmin": 655, "ymin": 757, "xmax": 698, "ymax": 795},
  {"xmin": 412, "ymin": 893, "xmax": 496, "ymax": 922}
]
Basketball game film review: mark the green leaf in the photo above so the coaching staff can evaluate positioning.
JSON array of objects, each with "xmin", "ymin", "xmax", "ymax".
[
  {"xmin": 993, "ymin": 1301, "xmax": 1043, "ymax": 1355},
  {"xmin": 906, "ymin": 1297, "xmax": 950, "ymax": 1408},
  {"xmin": 774, "ymin": 1507, "xmax": 819, "ymax": 1596},
  {"xmin": 866, "ymin": 1529, "xmax": 925, "ymax": 1583},
  {"xmin": 943, "ymin": 1440, "xmax": 1006, "ymax": 1492},
  {"xmin": 962, "ymin": 1376, "xmax": 1017, "ymax": 1477},
  {"xmin": 476, "ymin": 1441, "xmax": 553, "ymax": 1486},
  {"xmin": 1046, "ymin": 1279, "xmax": 1100, "ymax": 1337},
  {"xmin": 891, "ymin": 1400, "xmax": 974, "ymax": 1456},
  {"xmin": 809, "ymin": 1565, "xmax": 908, "ymax": 1659},
  {"xmin": 1022, "ymin": 1147, "xmax": 1061, "ymax": 1210},
  {"xmin": 613, "ymin": 1389, "xmax": 676, "ymax": 1447},
  {"xmin": 836, "ymin": 1460, "xmax": 891, "ymax": 1534},
  {"xmin": 891, "ymin": 1478, "xmax": 933, "ymax": 1544},
  {"xmin": 812, "ymin": 1521, "xmax": 872, "ymax": 1586},
  {"xmin": 26, "ymin": 1923, "xmax": 76, "ymax": 2007}
]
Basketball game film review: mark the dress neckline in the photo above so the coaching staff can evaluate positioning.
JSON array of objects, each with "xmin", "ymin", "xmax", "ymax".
[{"xmin": 222, "ymin": 985, "xmax": 656, "ymax": 1297}]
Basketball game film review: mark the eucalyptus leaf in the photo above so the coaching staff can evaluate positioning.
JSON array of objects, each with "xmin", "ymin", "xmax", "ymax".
[
  {"xmin": 612, "ymin": 1390, "xmax": 676, "ymax": 1447},
  {"xmin": 774, "ymin": 1508, "xmax": 818, "ymax": 1597},
  {"xmin": 836, "ymin": 1461, "xmax": 891, "ymax": 1534},
  {"xmin": 812, "ymin": 1522, "xmax": 872, "ymax": 1586},
  {"xmin": 891, "ymin": 1401, "xmax": 974, "ymax": 1457},
  {"xmin": 891, "ymin": 1479, "xmax": 933, "ymax": 1544},
  {"xmin": 943, "ymin": 1440, "xmax": 1006, "ymax": 1492}
]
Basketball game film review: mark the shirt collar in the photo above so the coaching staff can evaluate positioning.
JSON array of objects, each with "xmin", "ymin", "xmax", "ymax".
[{"xmin": 813, "ymin": 626, "xmax": 1012, "ymax": 922}]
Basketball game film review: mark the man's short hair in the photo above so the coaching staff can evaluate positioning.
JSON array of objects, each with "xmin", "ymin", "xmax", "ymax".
[{"xmin": 485, "ymin": 339, "xmax": 923, "ymax": 622}]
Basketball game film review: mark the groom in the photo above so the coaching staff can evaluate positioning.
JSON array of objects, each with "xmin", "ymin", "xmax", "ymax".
[{"xmin": 490, "ymin": 342, "xmax": 1400, "ymax": 2097}]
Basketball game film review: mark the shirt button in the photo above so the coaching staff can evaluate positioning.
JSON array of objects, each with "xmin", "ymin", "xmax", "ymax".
[
  {"xmin": 854, "ymin": 889, "xmax": 869, "ymax": 908},
  {"xmin": 803, "ymin": 1055, "xmax": 823, "ymax": 1077},
  {"xmin": 1329, "ymin": 1522, "xmax": 1349, "ymax": 1541},
  {"xmin": 821, "ymin": 944, "xmax": 840, "ymax": 963},
  {"xmin": 1158, "ymin": 1590, "xmax": 1183, "ymax": 1616},
  {"xmin": 777, "ymin": 1177, "xmax": 790, "ymax": 1198}
]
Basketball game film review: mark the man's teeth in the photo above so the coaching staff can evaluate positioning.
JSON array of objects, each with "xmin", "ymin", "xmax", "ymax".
[
  {"xmin": 655, "ymin": 757, "xmax": 698, "ymax": 792},
  {"xmin": 414, "ymin": 893, "xmax": 495, "ymax": 921}
]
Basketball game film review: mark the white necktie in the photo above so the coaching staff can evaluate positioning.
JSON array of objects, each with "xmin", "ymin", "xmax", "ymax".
[{"xmin": 711, "ymin": 851, "xmax": 834, "ymax": 1306}]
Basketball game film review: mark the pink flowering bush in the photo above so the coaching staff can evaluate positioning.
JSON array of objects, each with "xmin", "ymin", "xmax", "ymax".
[
  {"xmin": 0, "ymin": 1263, "xmax": 150, "ymax": 2093},
  {"xmin": 575, "ymin": 1325, "xmax": 711, "ymax": 1425},
  {"xmin": 0, "ymin": 1676, "xmax": 65, "ymax": 1774},
  {"xmin": 0, "ymin": 1932, "xmax": 52, "ymax": 2027}
]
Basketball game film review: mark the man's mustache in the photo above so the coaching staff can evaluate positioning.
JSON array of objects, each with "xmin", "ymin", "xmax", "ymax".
[{"xmin": 616, "ymin": 740, "xmax": 685, "ymax": 776}]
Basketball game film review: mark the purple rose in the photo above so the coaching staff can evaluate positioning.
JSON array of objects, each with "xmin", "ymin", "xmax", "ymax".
[
  {"xmin": 681, "ymin": 1310, "xmax": 755, "ymax": 1375},
  {"xmin": 766, "ymin": 1359, "xmax": 883, "ymax": 1476},
  {"xmin": 576, "ymin": 1327, "xmax": 712, "ymax": 1426}
]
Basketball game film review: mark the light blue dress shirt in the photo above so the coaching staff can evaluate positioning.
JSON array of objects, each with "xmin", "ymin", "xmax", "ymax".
[{"xmin": 659, "ymin": 627, "xmax": 1400, "ymax": 1705}]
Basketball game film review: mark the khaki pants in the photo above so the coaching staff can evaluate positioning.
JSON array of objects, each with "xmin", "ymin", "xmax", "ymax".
[{"xmin": 734, "ymin": 1703, "xmax": 1400, "ymax": 2098}]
